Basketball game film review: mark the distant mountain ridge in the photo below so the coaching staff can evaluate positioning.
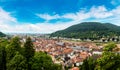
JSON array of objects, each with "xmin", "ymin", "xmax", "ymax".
[{"xmin": 51, "ymin": 22, "xmax": 120, "ymax": 39}]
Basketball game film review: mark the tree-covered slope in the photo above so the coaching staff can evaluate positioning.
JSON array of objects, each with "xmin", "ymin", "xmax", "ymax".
[
  {"xmin": 0, "ymin": 32, "xmax": 6, "ymax": 37},
  {"xmin": 51, "ymin": 22, "xmax": 120, "ymax": 39},
  {"xmin": 104, "ymin": 23, "xmax": 120, "ymax": 31}
]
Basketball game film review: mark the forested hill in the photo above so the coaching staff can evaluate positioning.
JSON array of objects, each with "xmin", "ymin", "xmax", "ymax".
[
  {"xmin": 51, "ymin": 22, "xmax": 120, "ymax": 39},
  {"xmin": 0, "ymin": 32, "xmax": 6, "ymax": 37}
]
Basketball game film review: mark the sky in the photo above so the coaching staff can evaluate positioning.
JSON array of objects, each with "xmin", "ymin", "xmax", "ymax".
[{"xmin": 0, "ymin": 0, "xmax": 120, "ymax": 33}]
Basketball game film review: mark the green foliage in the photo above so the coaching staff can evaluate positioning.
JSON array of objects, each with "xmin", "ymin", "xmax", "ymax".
[
  {"xmin": 1, "ymin": 36, "xmax": 120, "ymax": 70},
  {"xmin": 80, "ymin": 57, "xmax": 96, "ymax": 70},
  {"xmin": 51, "ymin": 22, "xmax": 120, "ymax": 40},
  {"xmin": 0, "ymin": 46, "xmax": 6, "ymax": 70},
  {"xmin": 6, "ymin": 37, "xmax": 21, "ymax": 61},
  {"xmin": 0, "ymin": 39, "xmax": 9, "ymax": 70},
  {"xmin": 23, "ymin": 37, "xmax": 35, "ymax": 60},
  {"xmin": 96, "ymin": 54, "xmax": 120, "ymax": 70},
  {"xmin": 0, "ymin": 37, "xmax": 62, "ymax": 70},
  {"xmin": 7, "ymin": 52, "xmax": 27, "ymax": 70},
  {"xmin": 103, "ymin": 42, "xmax": 117, "ymax": 52},
  {"xmin": 23, "ymin": 37, "xmax": 35, "ymax": 70},
  {"xmin": 95, "ymin": 43, "xmax": 120, "ymax": 70},
  {"xmin": 31, "ymin": 52, "xmax": 62, "ymax": 70},
  {"xmin": 80, "ymin": 43, "xmax": 120, "ymax": 70}
]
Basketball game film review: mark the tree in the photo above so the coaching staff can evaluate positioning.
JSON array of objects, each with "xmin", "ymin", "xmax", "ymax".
[
  {"xmin": 23, "ymin": 37, "xmax": 35, "ymax": 59},
  {"xmin": 96, "ymin": 53, "xmax": 120, "ymax": 70},
  {"xmin": 80, "ymin": 57, "xmax": 96, "ymax": 70},
  {"xmin": 6, "ymin": 37, "xmax": 21, "ymax": 62},
  {"xmin": 80, "ymin": 43, "xmax": 120, "ymax": 70},
  {"xmin": 31, "ymin": 52, "xmax": 62, "ymax": 70},
  {"xmin": 0, "ymin": 46, "xmax": 6, "ymax": 70},
  {"xmin": 0, "ymin": 39, "xmax": 9, "ymax": 70},
  {"xmin": 96, "ymin": 43, "xmax": 120, "ymax": 70},
  {"xmin": 51, "ymin": 22, "xmax": 120, "ymax": 41},
  {"xmin": 80, "ymin": 58, "xmax": 89, "ymax": 70},
  {"xmin": 23, "ymin": 37, "xmax": 35, "ymax": 70},
  {"xmin": 8, "ymin": 37, "xmax": 21, "ymax": 51},
  {"xmin": 103, "ymin": 42, "xmax": 117, "ymax": 52},
  {"xmin": 7, "ymin": 52, "xmax": 27, "ymax": 70},
  {"xmin": 0, "ymin": 37, "xmax": 63, "ymax": 70}
]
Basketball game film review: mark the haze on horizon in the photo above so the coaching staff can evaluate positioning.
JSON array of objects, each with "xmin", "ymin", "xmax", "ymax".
[{"xmin": 0, "ymin": 0, "xmax": 120, "ymax": 33}]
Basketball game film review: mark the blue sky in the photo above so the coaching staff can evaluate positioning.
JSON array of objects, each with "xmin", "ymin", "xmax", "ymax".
[{"xmin": 0, "ymin": 0, "xmax": 120, "ymax": 33}]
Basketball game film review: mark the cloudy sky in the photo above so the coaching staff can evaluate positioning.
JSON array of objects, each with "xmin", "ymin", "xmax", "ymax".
[{"xmin": 0, "ymin": 0, "xmax": 120, "ymax": 33}]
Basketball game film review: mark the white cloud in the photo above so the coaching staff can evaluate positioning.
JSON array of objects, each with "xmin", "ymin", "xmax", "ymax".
[
  {"xmin": 62, "ymin": 6, "xmax": 113, "ymax": 20},
  {"xmin": 36, "ymin": 14, "xmax": 60, "ymax": 21},
  {"xmin": 89, "ymin": 6, "xmax": 113, "ymax": 18},
  {"xmin": 1, "ymin": 22, "xmax": 76, "ymax": 33},
  {"xmin": 0, "ymin": 7, "xmax": 17, "ymax": 23},
  {"xmin": 111, "ymin": 6, "xmax": 120, "ymax": 14},
  {"xmin": 0, "ymin": 7, "xmax": 76, "ymax": 33},
  {"xmin": 102, "ymin": 6, "xmax": 120, "ymax": 26},
  {"xmin": 36, "ymin": 6, "xmax": 114, "ymax": 21},
  {"xmin": 0, "ymin": 7, "xmax": 18, "ymax": 33},
  {"xmin": 62, "ymin": 11, "xmax": 90, "ymax": 21},
  {"xmin": 0, "ymin": 6, "xmax": 120, "ymax": 33}
]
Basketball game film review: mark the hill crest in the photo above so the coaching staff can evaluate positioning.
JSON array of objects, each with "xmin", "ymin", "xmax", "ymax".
[{"xmin": 51, "ymin": 22, "xmax": 120, "ymax": 39}]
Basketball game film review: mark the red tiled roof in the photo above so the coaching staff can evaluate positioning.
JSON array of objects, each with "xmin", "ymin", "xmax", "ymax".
[
  {"xmin": 72, "ymin": 57, "xmax": 84, "ymax": 63},
  {"xmin": 70, "ymin": 67, "xmax": 79, "ymax": 70},
  {"xmin": 63, "ymin": 48, "xmax": 73, "ymax": 54},
  {"xmin": 80, "ymin": 52, "xmax": 89, "ymax": 59}
]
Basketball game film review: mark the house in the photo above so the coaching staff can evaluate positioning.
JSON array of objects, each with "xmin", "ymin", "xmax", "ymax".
[
  {"xmin": 80, "ymin": 52, "xmax": 89, "ymax": 59},
  {"xmin": 62, "ymin": 48, "xmax": 74, "ymax": 58},
  {"xmin": 70, "ymin": 67, "xmax": 79, "ymax": 70},
  {"xmin": 56, "ymin": 42, "xmax": 65, "ymax": 46},
  {"xmin": 71, "ymin": 46, "xmax": 90, "ymax": 52},
  {"xmin": 92, "ymin": 49, "xmax": 102, "ymax": 55},
  {"xmin": 71, "ymin": 57, "xmax": 84, "ymax": 66}
]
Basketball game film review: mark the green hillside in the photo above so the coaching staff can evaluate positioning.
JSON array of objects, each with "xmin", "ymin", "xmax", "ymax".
[
  {"xmin": 51, "ymin": 22, "xmax": 120, "ymax": 40},
  {"xmin": 0, "ymin": 32, "xmax": 6, "ymax": 37}
]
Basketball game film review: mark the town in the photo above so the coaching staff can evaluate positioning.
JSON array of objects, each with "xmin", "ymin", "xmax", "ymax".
[
  {"xmin": 3, "ymin": 33, "xmax": 120, "ymax": 70},
  {"xmin": 0, "ymin": 0, "xmax": 120, "ymax": 70},
  {"xmin": 31, "ymin": 37, "xmax": 117, "ymax": 70}
]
